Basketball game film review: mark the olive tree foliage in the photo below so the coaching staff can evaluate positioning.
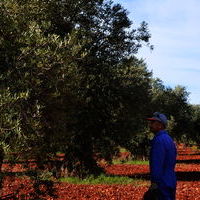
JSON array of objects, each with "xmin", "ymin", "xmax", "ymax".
[
  {"xmin": 0, "ymin": 0, "xmax": 89, "ymax": 165},
  {"xmin": 190, "ymin": 105, "xmax": 200, "ymax": 145},
  {"xmin": 111, "ymin": 57, "xmax": 152, "ymax": 155},
  {"xmin": 0, "ymin": 0, "xmax": 152, "ymax": 177},
  {"xmin": 128, "ymin": 79, "xmax": 193, "ymax": 160},
  {"xmin": 149, "ymin": 78, "xmax": 192, "ymax": 141}
]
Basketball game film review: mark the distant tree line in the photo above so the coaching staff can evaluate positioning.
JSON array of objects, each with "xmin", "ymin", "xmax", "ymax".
[{"xmin": 0, "ymin": 0, "xmax": 200, "ymax": 178}]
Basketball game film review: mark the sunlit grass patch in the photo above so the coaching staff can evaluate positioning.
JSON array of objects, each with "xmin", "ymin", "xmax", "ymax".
[
  {"xmin": 59, "ymin": 174, "xmax": 148, "ymax": 185},
  {"xmin": 112, "ymin": 160, "xmax": 149, "ymax": 165}
]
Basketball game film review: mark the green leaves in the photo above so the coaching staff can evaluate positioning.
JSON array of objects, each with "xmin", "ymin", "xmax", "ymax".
[{"xmin": 0, "ymin": 0, "xmax": 154, "ymax": 177}]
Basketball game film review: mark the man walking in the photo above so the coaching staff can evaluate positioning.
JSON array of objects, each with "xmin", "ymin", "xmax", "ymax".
[{"xmin": 145, "ymin": 112, "xmax": 177, "ymax": 200}]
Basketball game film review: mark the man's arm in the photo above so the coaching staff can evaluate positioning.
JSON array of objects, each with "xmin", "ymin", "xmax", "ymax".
[{"xmin": 150, "ymin": 137, "xmax": 165, "ymax": 186}]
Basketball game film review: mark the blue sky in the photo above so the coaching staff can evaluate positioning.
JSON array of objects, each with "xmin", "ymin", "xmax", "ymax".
[{"xmin": 114, "ymin": 0, "xmax": 200, "ymax": 105}]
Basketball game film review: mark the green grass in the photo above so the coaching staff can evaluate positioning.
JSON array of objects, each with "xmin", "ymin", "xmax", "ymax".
[
  {"xmin": 119, "ymin": 147, "xmax": 128, "ymax": 153},
  {"xmin": 59, "ymin": 174, "xmax": 147, "ymax": 185},
  {"xmin": 112, "ymin": 160, "xmax": 149, "ymax": 165},
  {"xmin": 191, "ymin": 145, "xmax": 199, "ymax": 150}
]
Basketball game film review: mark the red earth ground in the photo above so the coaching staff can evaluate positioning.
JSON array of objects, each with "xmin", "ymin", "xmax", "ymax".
[{"xmin": 1, "ymin": 144, "xmax": 200, "ymax": 200}]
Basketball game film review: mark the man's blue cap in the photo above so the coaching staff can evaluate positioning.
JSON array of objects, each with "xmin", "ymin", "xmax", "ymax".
[{"xmin": 147, "ymin": 112, "xmax": 168, "ymax": 127}]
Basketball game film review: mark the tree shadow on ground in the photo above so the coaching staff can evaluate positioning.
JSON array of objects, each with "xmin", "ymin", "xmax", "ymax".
[
  {"xmin": 175, "ymin": 171, "xmax": 200, "ymax": 181},
  {"xmin": 178, "ymin": 153, "xmax": 200, "ymax": 156},
  {"xmin": 124, "ymin": 171, "xmax": 200, "ymax": 182},
  {"xmin": 176, "ymin": 159, "xmax": 200, "ymax": 164}
]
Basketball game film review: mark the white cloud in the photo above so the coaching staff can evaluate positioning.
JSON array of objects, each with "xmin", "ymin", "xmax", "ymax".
[{"xmin": 114, "ymin": 0, "xmax": 200, "ymax": 104}]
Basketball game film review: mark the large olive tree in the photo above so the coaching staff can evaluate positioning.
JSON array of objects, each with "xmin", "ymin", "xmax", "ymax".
[{"xmin": 0, "ymin": 0, "xmax": 152, "ymax": 177}]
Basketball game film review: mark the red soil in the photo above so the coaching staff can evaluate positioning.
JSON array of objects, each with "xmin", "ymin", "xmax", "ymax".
[{"xmin": 1, "ymin": 144, "xmax": 200, "ymax": 199}]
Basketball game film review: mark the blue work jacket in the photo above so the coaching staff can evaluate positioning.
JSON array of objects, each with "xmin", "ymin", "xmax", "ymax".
[{"xmin": 150, "ymin": 130, "xmax": 177, "ymax": 189}]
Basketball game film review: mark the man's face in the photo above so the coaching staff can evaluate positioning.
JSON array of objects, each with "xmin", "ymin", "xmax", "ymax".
[{"xmin": 148, "ymin": 120, "xmax": 163, "ymax": 133}]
